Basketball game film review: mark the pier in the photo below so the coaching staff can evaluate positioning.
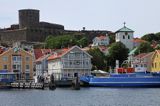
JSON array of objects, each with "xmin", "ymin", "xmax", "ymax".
[{"xmin": 11, "ymin": 82, "xmax": 44, "ymax": 89}]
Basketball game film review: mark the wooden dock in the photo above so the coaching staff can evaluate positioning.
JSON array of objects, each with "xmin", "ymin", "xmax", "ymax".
[{"xmin": 11, "ymin": 82, "xmax": 44, "ymax": 89}]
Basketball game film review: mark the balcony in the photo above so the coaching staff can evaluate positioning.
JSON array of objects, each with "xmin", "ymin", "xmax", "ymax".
[{"xmin": 62, "ymin": 64, "xmax": 92, "ymax": 69}]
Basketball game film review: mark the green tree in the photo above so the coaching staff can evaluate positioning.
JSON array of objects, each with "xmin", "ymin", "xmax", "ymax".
[
  {"xmin": 87, "ymin": 48, "xmax": 107, "ymax": 70},
  {"xmin": 108, "ymin": 34, "xmax": 115, "ymax": 44},
  {"xmin": 45, "ymin": 36, "xmax": 55, "ymax": 48},
  {"xmin": 45, "ymin": 34, "xmax": 88, "ymax": 49},
  {"xmin": 107, "ymin": 42, "xmax": 129, "ymax": 68},
  {"xmin": 76, "ymin": 37, "xmax": 88, "ymax": 48},
  {"xmin": 141, "ymin": 33, "xmax": 157, "ymax": 42},
  {"xmin": 135, "ymin": 42, "xmax": 154, "ymax": 55},
  {"xmin": 155, "ymin": 32, "xmax": 160, "ymax": 42}
]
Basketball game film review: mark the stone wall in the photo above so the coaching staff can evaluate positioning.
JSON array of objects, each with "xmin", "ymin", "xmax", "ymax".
[{"xmin": 0, "ymin": 29, "xmax": 27, "ymax": 45}]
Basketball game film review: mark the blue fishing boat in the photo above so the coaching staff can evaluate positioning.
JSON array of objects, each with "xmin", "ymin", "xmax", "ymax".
[
  {"xmin": 0, "ymin": 70, "xmax": 16, "ymax": 88},
  {"xmin": 80, "ymin": 72, "xmax": 160, "ymax": 87}
]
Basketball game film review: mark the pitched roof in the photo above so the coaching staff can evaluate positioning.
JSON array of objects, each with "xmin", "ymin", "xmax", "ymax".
[
  {"xmin": 132, "ymin": 38, "xmax": 146, "ymax": 43},
  {"xmin": 48, "ymin": 46, "xmax": 92, "ymax": 61},
  {"xmin": 116, "ymin": 26, "xmax": 134, "ymax": 33},
  {"xmin": 0, "ymin": 47, "xmax": 33, "ymax": 57},
  {"xmin": 134, "ymin": 53, "xmax": 147, "ymax": 59},
  {"xmin": 34, "ymin": 49, "xmax": 52, "ymax": 60},
  {"xmin": 36, "ymin": 54, "xmax": 50, "ymax": 63},
  {"xmin": 96, "ymin": 35, "xmax": 107, "ymax": 40},
  {"xmin": 47, "ymin": 48, "xmax": 69, "ymax": 61}
]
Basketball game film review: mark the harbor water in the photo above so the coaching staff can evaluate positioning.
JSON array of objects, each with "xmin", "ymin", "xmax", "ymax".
[{"xmin": 0, "ymin": 88, "xmax": 160, "ymax": 106}]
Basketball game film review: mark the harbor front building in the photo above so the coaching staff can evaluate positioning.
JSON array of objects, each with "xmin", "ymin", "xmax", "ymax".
[
  {"xmin": 151, "ymin": 50, "xmax": 160, "ymax": 72},
  {"xmin": 0, "ymin": 47, "xmax": 34, "ymax": 81},
  {"xmin": 47, "ymin": 46, "xmax": 92, "ymax": 80},
  {"xmin": 132, "ymin": 52, "xmax": 153, "ymax": 72}
]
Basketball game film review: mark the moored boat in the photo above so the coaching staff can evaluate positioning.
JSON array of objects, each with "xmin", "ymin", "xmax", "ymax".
[
  {"xmin": 0, "ymin": 71, "xmax": 16, "ymax": 89},
  {"xmin": 80, "ymin": 72, "xmax": 160, "ymax": 87}
]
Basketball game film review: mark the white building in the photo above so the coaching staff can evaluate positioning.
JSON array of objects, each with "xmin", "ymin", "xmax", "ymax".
[
  {"xmin": 132, "ymin": 52, "xmax": 153, "ymax": 72},
  {"xmin": 47, "ymin": 46, "xmax": 92, "ymax": 79},
  {"xmin": 35, "ymin": 54, "xmax": 50, "ymax": 78},
  {"xmin": 116, "ymin": 24, "xmax": 134, "ymax": 50},
  {"xmin": 92, "ymin": 34, "xmax": 109, "ymax": 46}
]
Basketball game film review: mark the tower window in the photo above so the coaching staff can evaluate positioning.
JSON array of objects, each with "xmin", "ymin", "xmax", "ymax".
[
  {"xmin": 123, "ymin": 35, "xmax": 125, "ymax": 39},
  {"xmin": 128, "ymin": 35, "xmax": 130, "ymax": 39},
  {"xmin": 125, "ymin": 32, "xmax": 128, "ymax": 35}
]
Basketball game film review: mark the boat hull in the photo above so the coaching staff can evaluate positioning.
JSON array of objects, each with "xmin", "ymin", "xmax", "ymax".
[
  {"xmin": 90, "ymin": 82, "xmax": 160, "ymax": 87},
  {"xmin": 80, "ymin": 76, "xmax": 160, "ymax": 87}
]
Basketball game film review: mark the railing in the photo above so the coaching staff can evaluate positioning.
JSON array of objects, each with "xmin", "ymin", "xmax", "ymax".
[{"xmin": 62, "ymin": 65, "xmax": 92, "ymax": 69}]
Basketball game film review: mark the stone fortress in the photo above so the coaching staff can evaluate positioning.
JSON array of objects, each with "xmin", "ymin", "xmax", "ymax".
[
  {"xmin": 0, "ymin": 9, "xmax": 111, "ymax": 46},
  {"xmin": 0, "ymin": 9, "xmax": 64, "ymax": 45}
]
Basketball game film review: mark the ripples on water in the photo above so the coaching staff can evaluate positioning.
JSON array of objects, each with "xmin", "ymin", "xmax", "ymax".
[{"xmin": 0, "ymin": 88, "xmax": 160, "ymax": 106}]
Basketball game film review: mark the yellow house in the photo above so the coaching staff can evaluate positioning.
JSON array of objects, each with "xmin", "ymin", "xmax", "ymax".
[
  {"xmin": 0, "ymin": 47, "xmax": 34, "ymax": 80},
  {"xmin": 151, "ymin": 50, "xmax": 160, "ymax": 72}
]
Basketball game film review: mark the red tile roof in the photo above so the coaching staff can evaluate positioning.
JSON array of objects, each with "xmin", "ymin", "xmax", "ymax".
[
  {"xmin": 36, "ymin": 54, "xmax": 50, "ymax": 63},
  {"xmin": 132, "ymin": 38, "xmax": 146, "ymax": 43},
  {"xmin": 0, "ymin": 47, "xmax": 6, "ymax": 54},
  {"xmin": 48, "ymin": 48, "xmax": 70, "ymax": 61},
  {"xmin": 34, "ymin": 49, "xmax": 52, "ymax": 60},
  {"xmin": 97, "ymin": 35, "xmax": 107, "ymax": 40},
  {"xmin": 134, "ymin": 53, "xmax": 147, "ymax": 59}
]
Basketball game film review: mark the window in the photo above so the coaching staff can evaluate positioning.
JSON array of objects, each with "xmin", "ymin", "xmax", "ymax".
[
  {"xmin": 26, "ymin": 56, "xmax": 30, "ymax": 61},
  {"xmin": 26, "ymin": 73, "xmax": 30, "ymax": 80},
  {"xmin": 17, "ymin": 56, "xmax": 21, "ymax": 61},
  {"xmin": 152, "ymin": 63, "xmax": 154, "ymax": 68},
  {"xmin": 12, "ymin": 56, "xmax": 21, "ymax": 61},
  {"xmin": 74, "ymin": 60, "xmax": 80, "ymax": 65},
  {"xmin": 144, "ymin": 64, "xmax": 147, "ymax": 67},
  {"xmin": 70, "ymin": 61, "xmax": 72, "ymax": 65},
  {"xmin": 86, "ymin": 61, "xmax": 89, "ymax": 65},
  {"xmin": 13, "ymin": 56, "xmax": 16, "ymax": 61},
  {"xmin": 13, "ymin": 65, "xmax": 16, "ymax": 70},
  {"xmin": 3, "ymin": 56, "xmax": 8, "ymax": 61},
  {"xmin": 26, "ymin": 65, "xmax": 30, "ymax": 70},
  {"xmin": 3, "ymin": 65, "xmax": 7, "ymax": 70},
  {"xmin": 128, "ymin": 35, "xmax": 130, "ymax": 39},
  {"xmin": 123, "ymin": 35, "xmax": 125, "ymax": 39},
  {"xmin": 155, "ymin": 63, "xmax": 157, "ymax": 68},
  {"xmin": 12, "ymin": 65, "xmax": 21, "ymax": 70},
  {"xmin": 17, "ymin": 65, "xmax": 21, "ymax": 70}
]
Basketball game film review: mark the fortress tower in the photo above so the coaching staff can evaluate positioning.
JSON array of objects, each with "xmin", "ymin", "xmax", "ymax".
[{"xmin": 19, "ymin": 9, "xmax": 39, "ymax": 29}]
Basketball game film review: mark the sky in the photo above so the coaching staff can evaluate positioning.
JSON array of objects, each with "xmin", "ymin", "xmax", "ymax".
[{"xmin": 0, "ymin": 0, "xmax": 160, "ymax": 37}]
